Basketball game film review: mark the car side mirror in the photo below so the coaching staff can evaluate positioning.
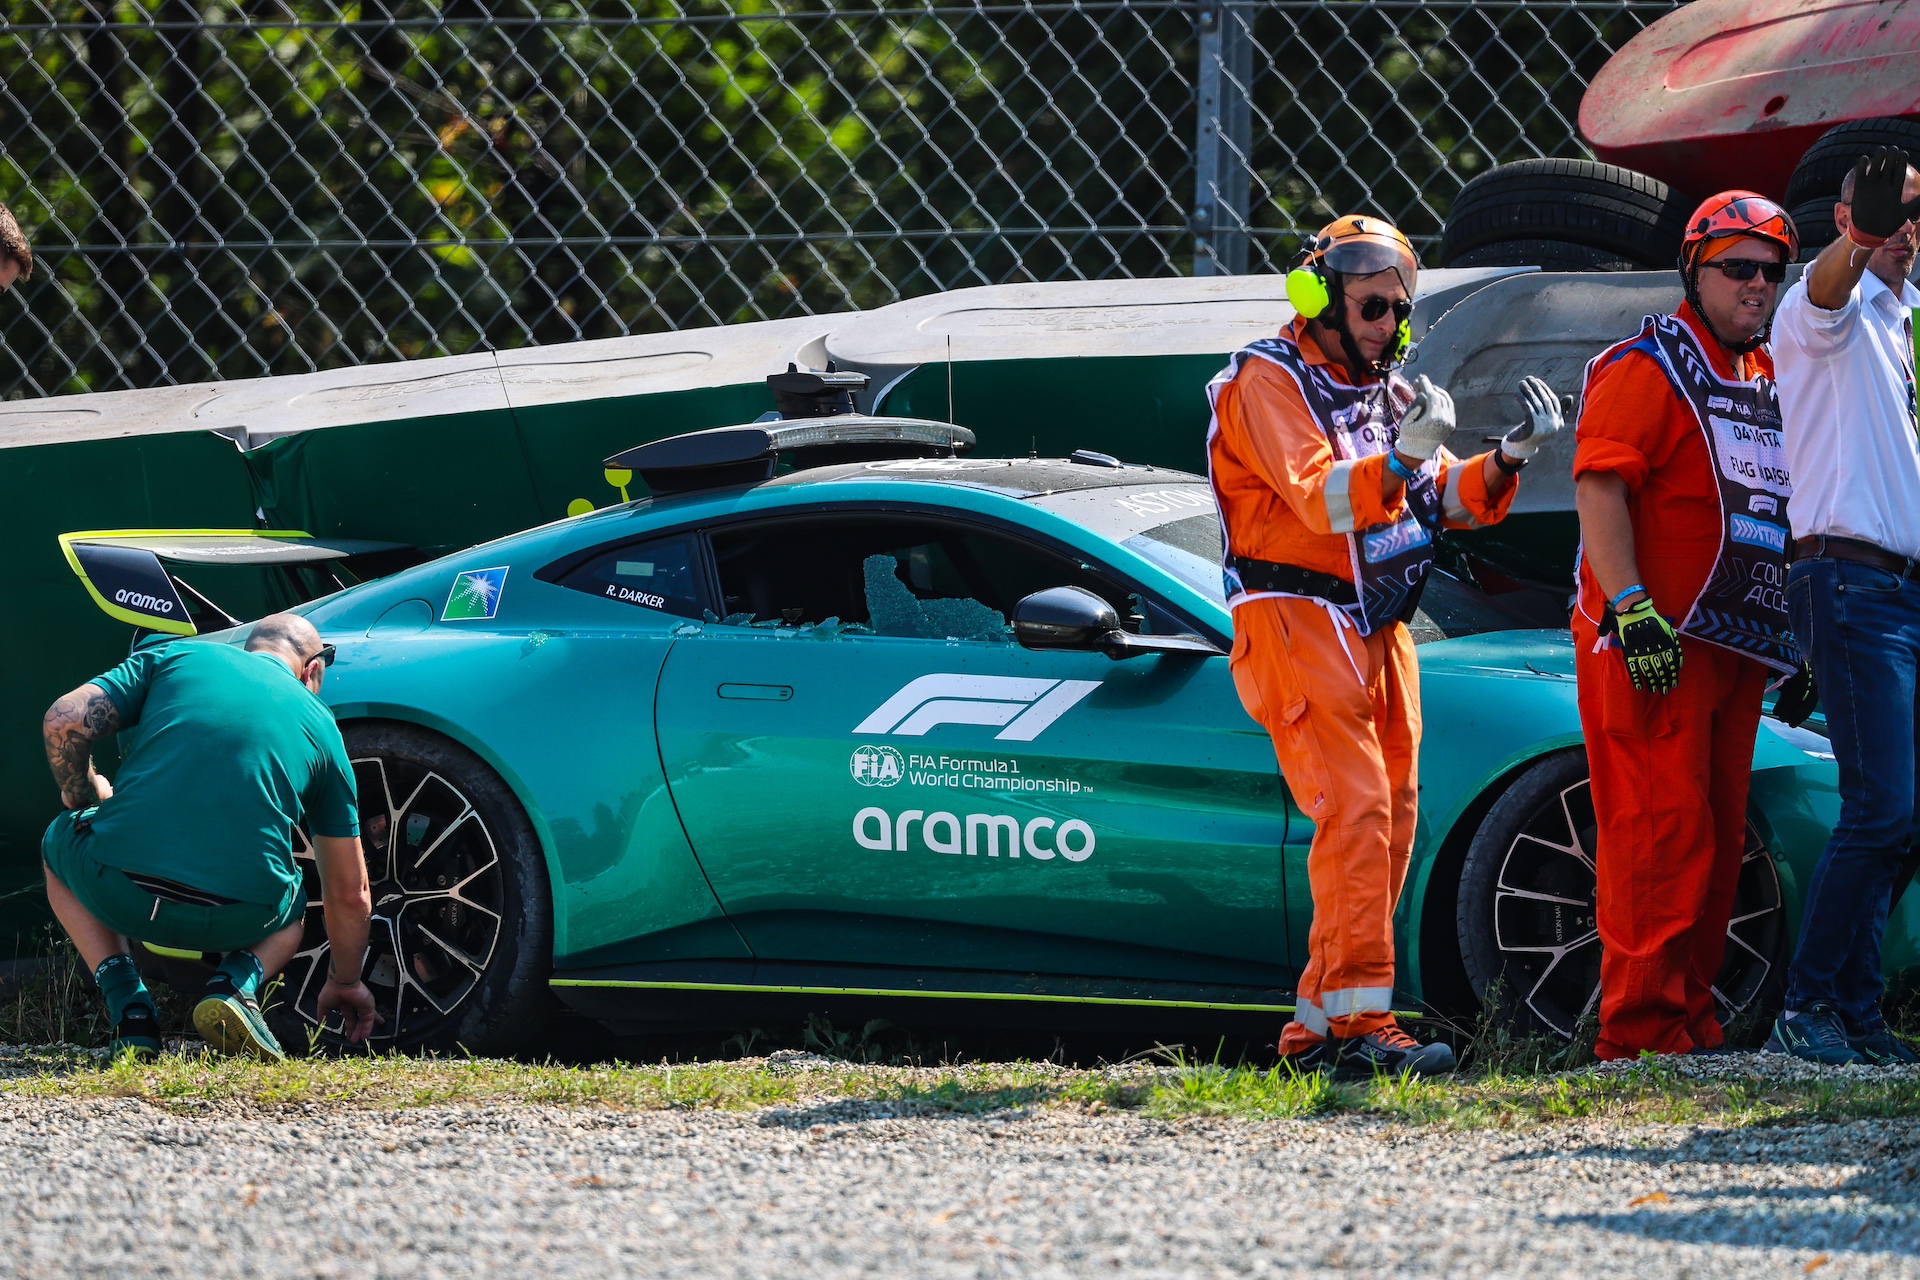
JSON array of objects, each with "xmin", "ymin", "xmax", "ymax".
[{"xmin": 1012, "ymin": 586, "xmax": 1223, "ymax": 661}]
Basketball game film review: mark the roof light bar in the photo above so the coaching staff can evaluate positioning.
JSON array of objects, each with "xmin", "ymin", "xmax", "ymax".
[{"xmin": 605, "ymin": 368, "xmax": 977, "ymax": 496}]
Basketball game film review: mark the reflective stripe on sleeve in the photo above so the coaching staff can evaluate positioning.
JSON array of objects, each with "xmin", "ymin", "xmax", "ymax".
[
  {"xmin": 1324, "ymin": 459, "xmax": 1360, "ymax": 535},
  {"xmin": 1442, "ymin": 465, "xmax": 1473, "ymax": 525},
  {"xmin": 1318, "ymin": 986, "xmax": 1396, "ymax": 1018},
  {"xmin": 1294, "ymin": 997, "xmax": 1330, "ymax": 1037}
]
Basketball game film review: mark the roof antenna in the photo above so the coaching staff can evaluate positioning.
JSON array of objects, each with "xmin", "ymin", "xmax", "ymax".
[
  {"xmin": 946, "ymin": 334, "xmax": 955, "ymax": 425},
  {"xmin": 1029, "ymin": 435, "xmax": 1037, "ymax": 460}
]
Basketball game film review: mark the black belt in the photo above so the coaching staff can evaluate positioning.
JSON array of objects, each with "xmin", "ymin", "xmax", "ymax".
[
  {"xmin": 1791, "ymin": 534, "xmax": 1920, "ymax": 580},
  {"xmin": 1230, "ymin": 556, "xmax": 1359, "ymax": 606}
]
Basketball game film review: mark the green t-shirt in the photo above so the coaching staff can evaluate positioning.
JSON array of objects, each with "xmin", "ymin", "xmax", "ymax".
[{"xmin": 85, "ymin": 641, "xmax": 358, "ymax": 906}]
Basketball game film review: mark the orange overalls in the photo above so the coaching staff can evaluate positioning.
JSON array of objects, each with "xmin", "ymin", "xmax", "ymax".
[
  {"xmin": 1209, "ymin": 319, "xmax": 1516, "ymax": 1051},
  {"xmin": 1573, "ymin": 304, "xmax": 1776, "ymax": 1060}
]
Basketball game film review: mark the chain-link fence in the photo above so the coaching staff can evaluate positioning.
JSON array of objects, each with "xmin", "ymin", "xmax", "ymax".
[{"xmin": 0, "ymin": 1, "xmax": 1676, "ymax": 398}]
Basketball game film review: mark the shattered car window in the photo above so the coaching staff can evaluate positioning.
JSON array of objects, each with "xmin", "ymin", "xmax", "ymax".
[
  {"xmin": 708, "ymin": 514, "xmax": 1126, "ymax": 639},
  {"xmin": 862, "ymin": 554, "xmax": 1011, "ymax": 641}
]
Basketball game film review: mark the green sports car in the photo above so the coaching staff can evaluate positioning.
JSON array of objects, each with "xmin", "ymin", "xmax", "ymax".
[{"xmin": 66, "ymin": 385, "xmax": 1902, "ymax": 1056}]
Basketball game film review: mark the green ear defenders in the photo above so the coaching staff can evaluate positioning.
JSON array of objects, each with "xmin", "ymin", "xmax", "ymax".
[
  {"xmin": 1287, "ymin": 251, "xmax": 1414, "ymax": 366},
  {"xmin": 1285, "ymin": 256, "xmax": 1331, "ymax": 319},
  {"xmin": 1387, "ymin": 312, "xmax": 1412, "ymax": 364}
]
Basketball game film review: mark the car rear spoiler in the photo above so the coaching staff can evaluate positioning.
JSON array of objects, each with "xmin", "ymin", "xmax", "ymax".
[{"xmin": 59, "ymin": 529, "xmax": 419, "ymax": 636}]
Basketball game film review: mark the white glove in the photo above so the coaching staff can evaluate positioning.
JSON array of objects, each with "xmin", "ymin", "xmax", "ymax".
[
  {"xmin": 1500, "ymin": 376, "xmax": 1564, "ymax": 461},
  {"xmin": 1396, "ymin": 375, "xmax": 1455, "ymax": 461}
]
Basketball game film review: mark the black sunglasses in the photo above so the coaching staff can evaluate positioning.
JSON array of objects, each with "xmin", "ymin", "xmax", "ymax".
[
  {"xmin": 1357, "ymin": 296, "xmax": 1415, "ymax": 324},
  {"xmin": 1699, "ymin": 259, "xmax": 1788, "ymax": 283},
  {"xmin": 309, "ymin": 644, "xmax": 336, "ymax": 669}
]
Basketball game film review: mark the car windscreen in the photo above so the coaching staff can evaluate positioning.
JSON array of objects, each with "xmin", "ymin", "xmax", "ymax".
[
  {"xmin": 1028, "ymin": 485, "xmax": 1225, "ymax": 600},
  {"xmin": 1029, "ymin": 482, "xmax": 1570, "ymax": 643}
]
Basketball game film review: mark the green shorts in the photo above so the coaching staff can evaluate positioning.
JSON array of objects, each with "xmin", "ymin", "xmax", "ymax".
[{"xmin": 41, "ymin": 809, "xmax": 306, "ymax": 954}]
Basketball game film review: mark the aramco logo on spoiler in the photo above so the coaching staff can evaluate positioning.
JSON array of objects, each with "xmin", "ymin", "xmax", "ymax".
[{"xmin": 850, "ymin": 744, "xmax": 905, "ymax": 787}]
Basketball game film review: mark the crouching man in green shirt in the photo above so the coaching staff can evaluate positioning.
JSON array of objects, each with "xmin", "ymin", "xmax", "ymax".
[{"xmin": 40, "ymin": 614, "xmax": 380, "ymax": 1060}]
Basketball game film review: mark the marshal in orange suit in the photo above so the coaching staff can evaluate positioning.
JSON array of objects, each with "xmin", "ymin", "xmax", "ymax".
[
  {"xmin": 1573, "ymin": 191, "xmax": 1805, "ymax": 1060},
  {"xmin": 1206, "ymin": 215, "xmax": 1560, "ymax": 1078}
]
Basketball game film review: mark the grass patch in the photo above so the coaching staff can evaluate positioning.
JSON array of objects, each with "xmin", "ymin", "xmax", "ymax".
[
  {"xmin": 0, "ymin": 1050, "xmax": 1137, "ymax": 1118},
  {"xmin": 3, "ymin": 1045, "xmax": 1915, "ymax": 1133},
  {"xmin": 1143, "ymin": 1052, "xmax": 1920, "ymax": 1129},
  {"xmin": 2, "ymin": 949, "xmax": 1915, "ymax": 1129}
]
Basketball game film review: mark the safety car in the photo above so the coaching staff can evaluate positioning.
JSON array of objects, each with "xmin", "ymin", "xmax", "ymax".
[{"xmin": 63, "ymin": 375, "xmax": 1897, "ymax": 1054}]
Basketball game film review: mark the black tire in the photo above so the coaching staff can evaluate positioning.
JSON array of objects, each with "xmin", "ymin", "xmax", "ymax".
[
  {"xmin": 1438, "ymin": 159, "xmax": 1693, "ymax": 271},
  {"xmin": 1455, "ymin": 749, "xmax": 1787, "ymax": 1041},
  {"xmin": 1789, "ymin": 197, "xmax": 1839, "ymax": 261},
  {"xmin": 267, "ymin": 721, "xmax": 555, "ymax": 1055},
  {"xmin": 1783, "ymin": 117, "xmax": 1920, "ymax": 210},
  {"xmin": 1445, "ymin": 238, "xmax": 1642, "ymax": 272}
]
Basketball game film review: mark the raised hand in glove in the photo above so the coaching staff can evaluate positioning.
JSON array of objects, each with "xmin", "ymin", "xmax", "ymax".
[
  {"xmin": 1773, "ymin": 660, "xmax": 1819, "ymax": 728},
  {"xmin": 1499, "ymin": 375, "xmax": 1564, "ymax": 463},
  {"xmin": 1616, "ymin": 598, "xmax": 1683, "ymax": 695},
  {"xmin": 1396, "ymin": 374, "xmax": 1456, "ymax": 462},
  {"xmin": 1845, "ymin": 146, "xmax": 1920, "ymax": 248}
]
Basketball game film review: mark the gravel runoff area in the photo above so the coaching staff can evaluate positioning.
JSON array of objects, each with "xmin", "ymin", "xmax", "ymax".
[{"xmin": 1, "ymin": 1053, "xmax": 1916, "ymax": 1278}]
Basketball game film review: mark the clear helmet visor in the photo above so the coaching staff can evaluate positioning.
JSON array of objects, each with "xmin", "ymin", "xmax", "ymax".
[{"xmin": 1322, "ymin": 238, "xmax": 1417, "ymax": 293}]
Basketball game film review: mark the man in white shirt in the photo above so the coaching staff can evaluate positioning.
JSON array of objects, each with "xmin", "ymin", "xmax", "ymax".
[{"xmin": 1769, "ymin": 146, "xmax": 1920, "ymax": 1066}]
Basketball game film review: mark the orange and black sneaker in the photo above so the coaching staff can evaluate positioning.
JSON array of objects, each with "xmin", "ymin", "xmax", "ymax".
[
  {"xmin": 1277, "ymin": 1037, "xmax": 1332, "ymax": 1076},
  {"xmin": 1332, "ymin": 1025, "xmax": 1456, "ymax": 1080}
]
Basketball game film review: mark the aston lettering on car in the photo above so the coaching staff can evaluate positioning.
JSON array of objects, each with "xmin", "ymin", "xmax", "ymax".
[{"xmin": 1110, "ymin": 488, "xmax": 1213, "ymax": 519}]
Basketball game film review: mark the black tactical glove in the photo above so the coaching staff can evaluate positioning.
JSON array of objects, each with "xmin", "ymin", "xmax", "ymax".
[
  {"xmin": 1846, "ymin": 146, "xmax": 1920, "ymax": 246},
  {"xmin": 1616, "ymin": 598, "xmax": 1682, "ymax": 695},
  {"xmin": 1774, "ymin": 661, "xmax": 1819, "ymax": 728}
]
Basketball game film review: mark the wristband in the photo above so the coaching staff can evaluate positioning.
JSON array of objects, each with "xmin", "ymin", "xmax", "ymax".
[
  {"xmin": 1385, "ymin": 450, "xmax": 1422, "ymax": 483},
  {"xmin": 327, "ymin": 960, "xmax": 362, "ymax": 986},
  {"xmin": 1609, "ymin": 584, "xmax": 1648, "ymax": 611},
  {"xmin": 1493, "ymin": 449, "xmax": 1528, "ymax": 475}
]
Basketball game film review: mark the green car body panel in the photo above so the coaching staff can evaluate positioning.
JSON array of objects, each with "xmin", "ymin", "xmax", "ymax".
[{"xmin": 290, "ymin": 461, "xmax": 1873, "ymax": 1020}]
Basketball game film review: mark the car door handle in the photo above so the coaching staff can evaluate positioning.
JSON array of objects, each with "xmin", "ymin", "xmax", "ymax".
[{"xmin": 717, "ymin": 683, "xmax": 793, "ymax": 701}]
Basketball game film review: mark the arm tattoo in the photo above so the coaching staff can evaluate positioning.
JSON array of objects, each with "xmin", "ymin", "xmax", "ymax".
[{"xmin": 42, "ymin": 684, "xmax": 119, "ymax": 809}]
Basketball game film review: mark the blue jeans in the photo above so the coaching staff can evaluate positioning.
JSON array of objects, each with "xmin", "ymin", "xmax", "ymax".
[{"xmin": 1784, "ymin": 558, "xmax": 1920, "ymax": 1032}]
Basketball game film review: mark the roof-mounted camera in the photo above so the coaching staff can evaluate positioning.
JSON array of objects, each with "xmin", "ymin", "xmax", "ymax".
[{"xmin": 765, "ymin": 364, "xmax": 869, "ymax": 418}]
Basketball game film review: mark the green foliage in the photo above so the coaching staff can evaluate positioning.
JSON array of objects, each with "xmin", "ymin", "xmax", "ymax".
[
  {"xmin": 801, "ymin": 1013, "xmax": 895, "ymax": 1063},
  {"xmin": 1148, "ymin": 1055, "xmax": 1340, "ymax": 1119},
  {"xmin": 0, "ymin": 1, "xmax": 1657, "ymax": 396}
]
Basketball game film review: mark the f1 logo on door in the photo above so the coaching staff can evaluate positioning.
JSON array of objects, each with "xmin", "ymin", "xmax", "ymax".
[{"xmin": 853, "ymin": 674, "xmax": 1101, "ymax": 741}]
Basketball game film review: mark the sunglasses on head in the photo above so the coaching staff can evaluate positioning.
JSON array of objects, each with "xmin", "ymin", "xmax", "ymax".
[
  {"xmin": 310, "ymin": 644, "xmax": 336, "ymax": 669},
  {"xmin": 1357, "ymin": 296, "xmax": 1414, "ymax": 324},
  {"xmin": 1699, "ymin": 259, "xmax": 1788, "ymax": 283}
]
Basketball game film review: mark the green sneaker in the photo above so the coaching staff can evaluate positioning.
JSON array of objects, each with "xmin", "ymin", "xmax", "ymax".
[
  {"xmin": 193, "ymin": 991, "xmax": 285, "ymax": 1061},
  {"xmin": 1763, "ymin": 1002, "xmax": 1864, "ymax": 1066},
  {"xmin": 1848, "ymin": 1026, "xmax": 1920, "ymax": 1066},
  {"xmin": 108, "ymin": 1006, "xmax": 162, "ymax": 1064}
]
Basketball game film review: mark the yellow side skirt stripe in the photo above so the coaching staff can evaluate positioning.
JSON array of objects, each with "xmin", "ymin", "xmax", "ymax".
[{"xmin": 549, "ymin": 977, "xmax": 1424, "ymax": 1020}]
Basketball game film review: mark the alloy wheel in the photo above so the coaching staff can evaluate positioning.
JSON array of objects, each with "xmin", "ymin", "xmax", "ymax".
[
  {"xmin": 284, "ymin": 755, "xmax": 507, "ymax": 1047},
  {"xmin": 1490, "ymin": 776, "xmax": 1785, "ymax": 1038}
]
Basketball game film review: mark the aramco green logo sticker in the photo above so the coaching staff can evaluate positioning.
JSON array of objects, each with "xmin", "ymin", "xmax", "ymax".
[
  {"xmin": 850, "ymin": 744, "xmax": 904, "ymax": 787},
  {"xmin": 443, "ymin": 566, "xmax": 509, "ymax": 621}
]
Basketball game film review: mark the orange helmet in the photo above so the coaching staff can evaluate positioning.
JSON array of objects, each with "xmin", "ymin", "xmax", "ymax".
[
  {"xmin": 1680, "ymin": 191, "xmax": 1799, "ymax": 268},
  {"xmin": 1300, "ymin": 214, "xmax": 1419, "ymax": 293}
]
